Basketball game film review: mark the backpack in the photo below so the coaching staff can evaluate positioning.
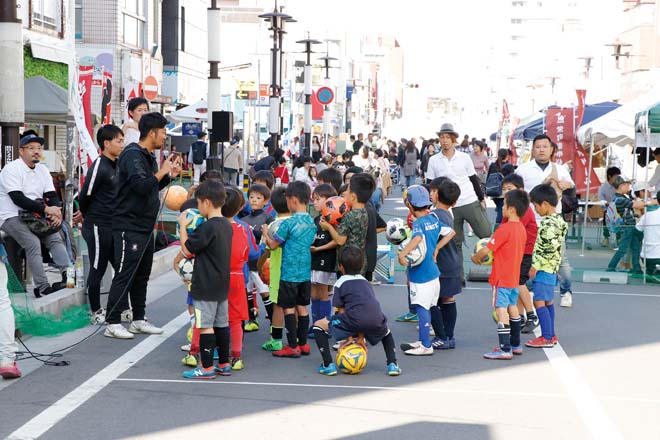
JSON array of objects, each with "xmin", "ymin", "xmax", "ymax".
[
  {"xmin": 191, "ymin": 141, "xmax": 206, "ymax": 165},
  {"xmin": 485, "ymin": 171, "xmax": 504, "ymax": 197},
  {"xmin": 605, "ymin": 199, "xmax": 624, "ymax": 234}
]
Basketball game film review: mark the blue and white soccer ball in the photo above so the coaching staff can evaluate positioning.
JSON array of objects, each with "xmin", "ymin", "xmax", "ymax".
[{"xmin": 176, "ymin": 208, "xmax": 206, "ymax": 238}]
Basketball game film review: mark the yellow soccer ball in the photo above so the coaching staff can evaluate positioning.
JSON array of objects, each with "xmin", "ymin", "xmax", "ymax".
[
  {"xmin": 336, "ymin": 343, "xmax": 368, "ymax": 375},
  {"xmin": 474, "ymin": 237, "xmax": 494, "ymax": 266}
]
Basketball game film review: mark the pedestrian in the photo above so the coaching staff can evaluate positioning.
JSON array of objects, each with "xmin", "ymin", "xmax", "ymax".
[
  {"xmin": 487, "ymin": 148, "xmax": 515, "ymax": 225},
  {"xmin": 471, "ymin": 141, "xmax": 490, "ymax": 188},
  {"xmin": 222, "ymin": 136, "xmax": 242, "ymax": 186},
  {"xmin": 189, "ymin": 132, "xmax": 209, "ymax": 185},
  {"xmin": 598, "ymin": 167, "xmax": 621, "ymax": 248},
  {"xmin": 122, "ymin": 97, "xmax": 149, "ymax": 145},
  {"xmin": 606, "ymin": 176, "xmax": 644, "ymax": 274},
  {"xmin": 420, "ymin": 142, "xmax": 435, "ymax": 180},
  {"xmin": 402, "ymin": 141, "xmax": 419, "ymax": 188}
]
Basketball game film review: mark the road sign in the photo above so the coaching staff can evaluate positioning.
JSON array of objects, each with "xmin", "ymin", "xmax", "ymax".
[
  {"xmin": 317, "ymin": 86, "xmax": 334, "ymax": 105},
  {"xmin": 235, "ymin": 90, "xmax": 257, "ymax": 100},
  {"xmin": 258, "ymin": 84, "xmax": 269, "ymax": 106},
  {"xmin": 143, "ymin": 75, "xmax": 159, "ymax": 100}
]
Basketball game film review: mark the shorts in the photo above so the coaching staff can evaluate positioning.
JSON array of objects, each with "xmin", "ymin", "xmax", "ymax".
[
  {"xmin": 328, "ymin": 318, "xmax": 389, "ymax": 346},
  {"xmin": 409, "ymin": 278, "xmax": 440, "ymax": 310},
  {"xmin": 492, "ymin": 286, "xmax": 520, "ymax": 308},
  {"xmin": 311, "ymin": 270, "xmax": 337, "ymax": 286},
  {"xmin": 439, "ymin": 276, "xmax": 462, "ymax": 298},
  {"xmin": 193, "ymin": 299, "xmax": 229, "ymax": 328},
  {"xmin": 248, "ymin": 271, "xmax": 269, "ymax": 294},
  {"xmin": 277, "ymin": 280, "xmax": 311, "ymax": 308},
  {"xmin": 519, "ymin": 254, "xmax": 533, "ymax": 285},
  {"xmin": 532, "ymin": 281, "xmax": 555, "ymax": 302}
]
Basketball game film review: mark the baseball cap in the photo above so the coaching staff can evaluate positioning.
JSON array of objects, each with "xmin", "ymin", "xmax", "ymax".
[
  {"xmin": 230, "ymin": 136, "xmax": 240, "ymax": 145},
  {"xmin": 405, "ymin": 185, "xmax": 432, "ymax": 208},
  {"xmin": 613, "ymin": 176, "xmax": 631, "ymax": 189},
  {"xmin": 19, "ymin": 134, "xmax": 45, "ymax": 147}
]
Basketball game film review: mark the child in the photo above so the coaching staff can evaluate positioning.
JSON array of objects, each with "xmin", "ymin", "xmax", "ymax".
[
  {"xmin": 365, "ymin": 174, "xmax": 388, "ymax": 285},
  {"xmin": 261, "ymin": 187, "xmax": 291, "ymax": 352},
  {"xmin": 310, "ymin": 184, "xmax": 339, "ymax": 334},
  {"xmin": 240, "ymin": 170, "xmax": 275, "ymax": 217},
  {"xmin": 399, "ymin": 185, "xmax": 455, "ymax": 356},
  {"xmin": 525, "ymin": 184, "xmax": 568, "ymax": 348},
  {"xmin": 221, "ymin": 187, "xmax": 250, "ymax": 370},
  {"xmin": 308, "ymin": 165, "xmax": 318, "ymax": 189},
  {"xmin": 274, "ymin": 156, "xmax": 290, "ymax": 185},
  {"xmin": 428, "ymin": 177, "xmax": 461, "ymax": 348},
  {"xmin": 606, "ymin": 176, "xmax": 645, "ymax": 274},
  {"xmin": 242, "ymin": 183, "xmax": 275, "ymax": 331},
  {"xmin": 320, "ymin": 173, "xmax": 373, "ymax": 275},
  {"xmin": 312, "ymin": 246, "xmax": 401, "ymax": 376},
  {"xmin": 501, "ymin": 174, "xmax": 539, "ymax": 333},
  {"xmin": 178, "ymin": 180, "xmax": 233, "ymax": 379},
  {"xmin": 472, "ymin": 189, "xmax": 528, "ymax": 359},
  {"xmin": 262, "ymin": 181, "xmax": 317, "ymax": 357}
]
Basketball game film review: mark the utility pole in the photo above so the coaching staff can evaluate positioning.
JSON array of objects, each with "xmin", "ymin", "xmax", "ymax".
[
  {"xmin": 0, "ymin": 0, "xmax": 24, "ymax": 168},
  {"xmin": 207, "ymin": 0, "xmax": 222, "ymax": 172},
  {"xmin": 319, "ymin": 49, "xmax": 336, "ymax": 155},
  {"xmin": 296, "ymin": 35, "xmax": 321, "ymax": 158}
]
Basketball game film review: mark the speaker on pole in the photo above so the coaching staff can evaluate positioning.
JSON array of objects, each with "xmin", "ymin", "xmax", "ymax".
[{"xmin": 210, "ymin": 111, "xmax": 233, "ymax": 143}]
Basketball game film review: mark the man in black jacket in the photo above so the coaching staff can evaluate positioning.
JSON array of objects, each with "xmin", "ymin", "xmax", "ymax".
[
  {"xmin": 78, "ymin": 125, "xmax": 124, "ymax": 323},
  {"xmin": 188, "ymin": 131, "xmax": 208, "ymax": 185},
  {"xmin": 104, "ymin": 113, "xmax": 182, "ymax": 339}
]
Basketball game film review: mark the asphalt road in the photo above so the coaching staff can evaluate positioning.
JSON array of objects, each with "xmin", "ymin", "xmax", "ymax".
[{"xmin": 1, "ymin": 192, "xmax": 659, "ymax": 440}]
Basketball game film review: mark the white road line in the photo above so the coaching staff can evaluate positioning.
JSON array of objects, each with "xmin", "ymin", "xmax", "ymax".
[
  {"xmin": 8, "ymin": 312, "xmax": 190, "ymax": 440},
  {"xmin": 382, "ymin": 284, "xmax": 660, "ymax": 298}
]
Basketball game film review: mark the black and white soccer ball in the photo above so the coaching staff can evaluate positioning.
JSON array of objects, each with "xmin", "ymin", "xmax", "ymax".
[{"xmin": 386, "ymin": 218, "xmax": 409, "ymax": 245}]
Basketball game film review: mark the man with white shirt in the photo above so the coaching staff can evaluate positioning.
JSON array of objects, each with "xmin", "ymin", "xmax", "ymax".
[
  {"xmin": 426, "ymin": 123, "xmax": 491, "ymax": 276},
  {"xmin": 636, "ymin": 191, "xmax": 660, "ymax": 275},
  {"xmin": 647, "ymin": 148, "xmax": 660, "ymax": 192},
  {"xmin": 516, "ymin": 134, "xmax": 575, "ymax": 307}
]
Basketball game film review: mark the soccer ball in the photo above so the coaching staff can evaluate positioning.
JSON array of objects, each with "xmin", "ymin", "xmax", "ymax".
[
  {"xmin": 176, "ymin": 208, "xmax": 206, "ymax": 238},
  {"xmin": 336, "ymin": 343, "xmax": 368, "ymax": 374},
  {"xmin": 322, "ymin": 196, "xmax": 350, "ymax": 226},
  {"xmin": 386, "ymin": 218, "xmax": 409, "ymax": 245},
  {"xmin": 474, "ymin": 237, "xmax": 494, "ymax": 266},
  {"xmin": 164, "ymin": 185, "xmax": 188, "ymax": 211},
  {"xmin": 260, "ymin": 258, "xmax": 270, "ymax": 284},
  {"xmin": 267, "ymin": 218, "xmax": 285, "ymax": 240},
  {"xmin": 398, "ymin": 238, "xmax": 427, "ymax": 267},
  {"xmin": 178, "ymin": 257, "xmax": 195, "ymax": 281}
]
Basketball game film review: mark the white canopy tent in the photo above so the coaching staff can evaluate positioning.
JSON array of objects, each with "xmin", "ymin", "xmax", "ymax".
[{"xmin": 166, "ymin": 99, "xmax": 209, "ymax": 122}]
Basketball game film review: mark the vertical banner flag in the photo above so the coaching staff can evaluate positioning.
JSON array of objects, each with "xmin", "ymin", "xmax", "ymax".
[
  {"xmin": 574, "ymin": 89, "xmax": 601, "ymax": 195},
  {"xmin": 497, "ymin": 99, "xmax": 510, "ymax": 150},
  {"xmin": 97, "ymin": 53, "xmax": 114, "ymax": 125},
  {"xmin": 545, "ymin": 108, "xmax": 575, "ymax": 166},
  {"xmin": 508, "ymin": 117, "xmax": 520, "ymax": 165}
]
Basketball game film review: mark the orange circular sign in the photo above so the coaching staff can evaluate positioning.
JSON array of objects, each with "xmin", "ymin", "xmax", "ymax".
[{"xmin": 143, "ymin": 75, "xmax": 159, "ymax": 100}]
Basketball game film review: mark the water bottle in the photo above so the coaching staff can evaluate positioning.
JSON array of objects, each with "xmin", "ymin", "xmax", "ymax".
[
  {"xmin": 75, "ymin": 256, "xmax": 85, "ymax": 288},
  {"xmin": 66, "ymin": 266, "xmax": 75, "ymax": 289}
]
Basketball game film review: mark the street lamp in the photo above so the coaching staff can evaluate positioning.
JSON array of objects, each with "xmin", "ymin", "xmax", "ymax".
[
  {"xmin": 319, "ymin": 49, "xmax": 337, "ymax": 155},
  {"xmin": 296, "ymin": 35, "xmax": 321, "ymax": 158}
]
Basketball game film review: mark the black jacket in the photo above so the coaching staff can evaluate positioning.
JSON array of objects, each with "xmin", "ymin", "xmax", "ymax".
[
  {"xmin": 79, "ymin": 155, "xmax": 117, "ymax": 228},
  {"xmin": 113, "ymin": 143, "xmax": 170, "ymax": 233}
]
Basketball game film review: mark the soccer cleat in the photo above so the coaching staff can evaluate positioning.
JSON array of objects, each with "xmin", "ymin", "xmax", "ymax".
[
  {"xmin": 182, "ymin": 366, "xmax": 216, "ymax": 379},
  {"xmin": 129, "ymin": 320, "xmax": 163, "ymax": 335},
  {"xmin": 437, "ymin": 337, "xmax": 456, "ymax": 350},
  {"xmin": 299, "ymin": 343, "xmax": 311, "ymax": 356},
  {"xmin": 387, "ymin": 363, "xmax": 402, "ymax": 376},
  {"xmin": 404, "ymin": 345, "xmax": 434, "ymax": 356},
  {"xmin": 214, "ymin": 364, "xmax": 232, "ymax": 376},
  {"xmin": 272, "ymin": 345, "xmax": 301, "ymax": 358},
  {"xmin": 560, "ymin": 292, "xmax": 573, "ymax": 307},
  {"xmin": 318, "ymin": 363, "xmax": 338, "ymax": 376},
  {"xmin": 483, "ymin": 348, "xmax": 513, "ymax": 360},
  {"xmin": 430, "ymin": 337, "xmax": 446, "ymax": 349},
  {"xmin": 181, "ymin": 354, "xmax": 198, "ymax": 367},
  {"xmin": 90, "ymin": 308, "xmax": 106, "ymax": 325},
  {"xmin": 244, "ymin": 320, "xmax": 260, "ymax": 332},
  {"xmin": 551, "ymin": 336, "xmax": 558, "ymax": 345},
  {"xmin": 261, "ymin": 338, "xmax": 283, "ymax": 351},
  {"xmin": 231, "ymin": 358, "xmax": 244, "ymax": 371},
  {"xmin": 521, "ymin": 317, "xmax": 539, "ymax": 334},
  {"xmin": 400, "ymin": 340, "xmax": 421, "ymax": 351},
  {"xmin": 395, "ymin": 312, "xmax": 419, "ymax": 322},
  {"xmin": 525, "ymin": 336, "xmax": 554, "ymax": 348},
  {"xmin": 0, "ymin": 361, "xmax": 22, "ymax": 379},
  {"xmin": 511, "ymin": 345, "xmax": 523, "ymax": 355},
  {"xmin": 104, "ymin": 324, "xmax": 134, "ymax": 339}
]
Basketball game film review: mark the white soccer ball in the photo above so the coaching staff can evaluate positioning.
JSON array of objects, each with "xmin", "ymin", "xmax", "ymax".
[
  {"xmin": 386, "ymin": 218, "xmax": 409, "ymax": 245},
  {"xmin": 267, "ymin": 218, "xmax": 285, "ymax": 241},
  {"xmin": 398, "ymin": 238, "xmax": 427, "ymax": 267},
  {"xmin": 178, "ymin": 257, "xmax": 195, "ymax": 282}
]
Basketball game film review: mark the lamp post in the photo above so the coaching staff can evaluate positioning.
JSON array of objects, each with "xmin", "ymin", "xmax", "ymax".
[
  {"xmin": 319, "ymin": 50, "xmax": 337, "ymax": 155},
  {"xmin": 296, "ymin": 35, "xmax": 321, "ymax": 158}
]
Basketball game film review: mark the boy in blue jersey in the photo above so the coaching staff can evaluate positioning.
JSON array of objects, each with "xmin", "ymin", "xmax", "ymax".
[{"xmin": 398, "ymin": 185, "xmax": 455, "ymax": 356}]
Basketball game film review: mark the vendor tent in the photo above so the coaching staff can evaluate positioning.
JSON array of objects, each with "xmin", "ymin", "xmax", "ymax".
[
  {"xmin": 24, "ymin": 76, "xmax": 67, "ymax": 125},
  {"xmin": 634, "ymin": 101, "xmax": 660, "ymax": 149},
  {"xmin": 167, "ymin": 99, "xmax": 208, "ymax": 122}
]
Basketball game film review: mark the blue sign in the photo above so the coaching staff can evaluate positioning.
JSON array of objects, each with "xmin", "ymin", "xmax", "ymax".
[
  {"xmin": 346, "ymin": 85, "xmax": 354, "ymax": 100},
  {"xmin": 182, "ymin": 122, "xmax": 202, "ymax": 136},
  {"xmin": 317, "ymin": 87, "xmax": 334, "ymax": 105}
]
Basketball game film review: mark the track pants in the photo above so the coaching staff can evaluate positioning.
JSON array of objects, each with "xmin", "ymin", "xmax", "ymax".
[{"xmin": 81, "ymin": 223, "xmax": 115, "ymax": 313}]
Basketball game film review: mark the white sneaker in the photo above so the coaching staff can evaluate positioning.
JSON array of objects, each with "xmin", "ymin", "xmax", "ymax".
[
  {"xmin": 369, "ymin": 280, "xmax": 382, "ymax": 286},
  {"xmin": 560, "ymin": 292, "xmax": 573, "ymax": 308},
  {"xmin": 104, "ymin": 324, "xmax": 134, "ymax": 339},
  {"xmin": 129, "ymin": 320, "xmax": 164, "ymax": 334},
  {"xmin": 181, "ymin": 343, "xmax": 192, "ymax": 352},
  {"xmin": 90, "ymin": 308, "xmax": 106, "ymax": 325},
  {"xmin": 404, "ymin": 345, "xmax": 434, "ymax": 356},
  {"xmin": 332, "ymin": 340, "xmax": 345, "ymax": 351}
]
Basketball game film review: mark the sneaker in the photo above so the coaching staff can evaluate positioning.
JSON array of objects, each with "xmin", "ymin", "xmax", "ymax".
[
  {"xmin": 369, "ymin": 280, "xmax": 382, "ymax": 286},
  {"xmin": 395, "ymin": 312, "xmax": 418, "ymax": 322},
  {"xmin": 438, "ymin": 337, "xmax": 456, "ymax": 350},
  {"xmin": 318, "ymin": 363, "xmax": 338, "ymax": 376},
  {"xmin": 0, "ymin": 361, "xmax": 21, "ymax": 379},
  {"xmin": 404, "ymin": 344, "xmax": 434, "ymax": 356},
  {"xmin": 521, "ymin": 316, "xmax": 539, "ymax": 333},
  {"xmin": 483, "ymin": 348, "xmax": 513, "ymax": 360},
  {"xmin": 121, "ymin": 309, "xmax": 133, "ymax": 322},
  {"xmin": 332, "ymin": 340, "xmax": 345, "ymax": 351},
  {"xmin": 400, "ymin": 340, "xmax": 422, "ymax": 351},
  {"xmin": 511, "ymin": 345, "xmax": 523, "ymax": 355},
  {"xmin": 181, "ymin": 343, "xmax": 191, "ymax": 352},
  {"xmin": 231, "ymin": 358, "xmax": 244, "ymax": 371},
  {"xmin": 181, "ymin": 354, "xmax": 198, "ymax": 367},
  {"xmin": 560, "ymin": 292, "xmax": 573, "ymax": 308},
  {"xmin": 551, "ymin": 336, "xmax": 558, "ymax": 345},
  {"xmin": 261, "ymin": 338, "xmax": 283, "ymax": 351},
  {"xmin": 244, "ymin": 320, "xmax": 260, "ymax": 332},
  {"xmin": 104, "ymin": 324, "xmax": 134, "ymax": 339},
  {"xmin": 299, "ymin": 343, "xmax": 311, "ymax": 356},
  {"xmin": 129, "ymin": 320, "xmax": 163, "ymax": 335},
  {"xmin": 182, "ymin": 366, "xmax": 215, "ymax": 380},
  {"xmin": 387, "ymin": 362, "xmax": 402, "ymax": 376},
  {"xmin": 431, "ymin": 337, "xmax": 446, "ymax": 349},
  {"xmin": 214, "ymin": 363, "xmax": 232, "ymax": 376},
  {"xmin": 272, "ymin": 345, "xmax": 301, "ymax": 358},
  {"xmin": 90, "ymin": 308, "xmax": 106, "ymax": 325},
  {"xmin": 525, "ymin": 336, "xmax": 554, "ymax": 348}
]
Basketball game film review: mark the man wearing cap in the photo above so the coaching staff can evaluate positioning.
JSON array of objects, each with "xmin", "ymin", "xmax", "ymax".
[
  {"xmin": 188, "ymin": 131, "xmax": 209, "ymax": 185},
  {"xmin": 0, "ymin": 134, "xmax": 70, "ymax": 297},
  {"xmin": 426, "ymin": 123, "xmax": 492, "ymax": 273},
  {"xmin": 607, "ymin": 176, "xmax": 644, "ymax": 273},
  {"xmin": 222, "ymin": 137, "xmax": 243, "ymax": 186}
]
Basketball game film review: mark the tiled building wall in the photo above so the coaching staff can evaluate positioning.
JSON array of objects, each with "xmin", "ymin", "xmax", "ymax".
[{"xmin": 79, "ymin": 0, "xmax": 118, "ymax": 45}]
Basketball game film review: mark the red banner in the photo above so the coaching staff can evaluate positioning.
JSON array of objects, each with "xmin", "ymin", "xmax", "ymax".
[
  {"xmin": 575, "ymin": 89, "xmax": 586, "ymax": 128},
  {"xmin": 545, "ymin": 108, "xmax": 575, "ymax": 166},
  {"xmin": 78, "ymin": 64, "xmax": 93, "ymax": 139},
  {"xmin": 508, "ymin": 117, "xmax": 520, "ymax": 165},
  {"xmin": 311, "ymin": 90, "xmax": 324, "ymax": 120},
  {"xmin": 573, "ymin": 143, "xmax": 601, "ymax": 195}
]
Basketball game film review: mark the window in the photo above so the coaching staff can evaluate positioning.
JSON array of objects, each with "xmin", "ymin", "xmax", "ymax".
[
  {"xmin": 180, "ymin": 7, "xmax": 186, "ymax": 52},
  {"xmin": 75, "ymin": 0, "xmax": 82, "ymax": 39},
  {"xmin": 31, "ymin": 0, "xmax": 62, "ymax": 34},
  {"xmin": 153, "ymin": 0, "xmax": 159, "ymax": 48},
  {"xmin": 122, "ymin": 0, "xmax": 145, "ymax": 48}
]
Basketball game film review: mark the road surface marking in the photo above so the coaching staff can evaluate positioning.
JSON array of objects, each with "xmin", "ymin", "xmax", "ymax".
[{"xmin": 382, "ymin": 284, "xmax": 660, "ymax": 298}]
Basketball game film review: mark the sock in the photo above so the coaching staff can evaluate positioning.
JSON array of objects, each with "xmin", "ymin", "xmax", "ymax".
[
  {"xmin": 271, "ymin": 326, "xmax": 283, "ymax": 340},
  {"xmin": 297, "ymin": 315, "xmax": 310, "ymax": 346},
  {"xmin": 213, "ymin": 326, "xmax": 230, "ymax": 365},
  {"xmin": 527, "ymin": 310, "xmax": 537, "ymax": 321},
  {"xmin": 319, "ymin": 300, "xmax": 333, "ymax": 320},
  {"xmin": 547, "ymin": 303, "xmax": 556, "ymax": 337},
  {"xmin": 440, "ymin": 301, "xmax": 457, "ymax": 340},
  {"xmin": 199, "ymin": 333, "xmax": 216, "ymax": 369},
  {"xmin": 510, "ymin": 316, "xmax": 521, "ymax": 347},
  {"xmin": 284, "ymin": 313, "xmax": 298, "ymax": 348},
  {"xmin": 263, "ymin": 295, "xmax": 274, "ymax": 321},
  {"xmin": 407, "ymin": 284, "xmax": 415, "ymax": 314},
  {"xmin": 497, "ymin": 323, "xmax": 511, "ymax": 352},
  {"xmin": 229, "ymin": 320, "xmax": 243, "ymax": 359},
  {"xmin": 190, "ymin": 326, "xmax": 201, "ymax": 355},
  {"xmin": 536, "ymin": 306, "xmax": 553, "ymax": 340},
  {"xmin": 381, "ymin": 331, "xmax": 397, "ymax": 365},
  {"xmin": 310, "ymin": 299, "xmax": 320, "ymax": 326},
  {"xmin": 430, "ymin": 305, "xmax": 447, "ymax": 340},
  {"xmin": 247, "ymin": 290, "xmax": 255, "ymax": 320},
  {"xmin": 313, "ymin": 326, "xmax": 333, "ymax": 367},
  {"xmin": 415, "ymin": 305, "xmax": 431, "ymax": 348}
]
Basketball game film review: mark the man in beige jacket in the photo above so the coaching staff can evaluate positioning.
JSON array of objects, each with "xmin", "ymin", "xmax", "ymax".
[{"xmin": 223, "ymin": 137, "xmax": 243, "ymax": 186}]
